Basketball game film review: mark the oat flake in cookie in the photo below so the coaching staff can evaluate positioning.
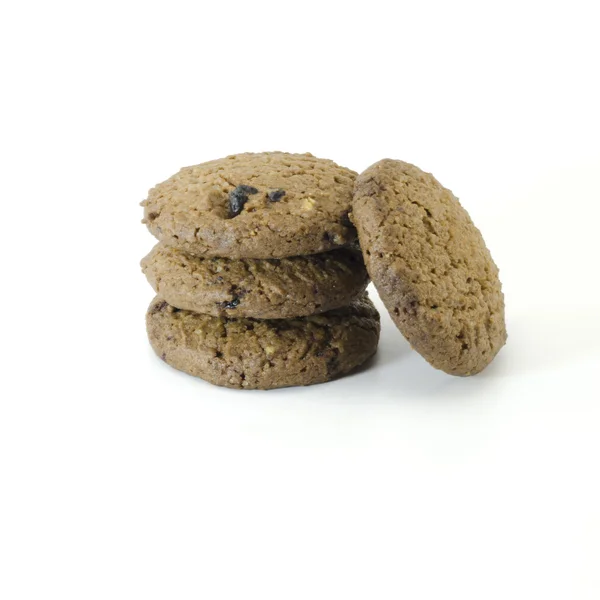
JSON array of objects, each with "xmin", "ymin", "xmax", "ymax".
[
  {"xmin": 352, "ymin": 159, "xmax": 506, "ymax": 376},
  {"xmin": 142, "ymin": 152, "xmax": 357, "ymax": 259},
  {"xmin": 141, "ymin": 244, "xmax": 369, "ymax": 319},
  {"xmin": 146, "ymin": 294, "xmax": 380, "ymax": 390}
]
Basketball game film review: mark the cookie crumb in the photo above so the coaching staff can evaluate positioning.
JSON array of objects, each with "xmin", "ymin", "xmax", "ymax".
[{"xmin": 303, "ymin": 197, "xmax": 316, "ymax": 210}]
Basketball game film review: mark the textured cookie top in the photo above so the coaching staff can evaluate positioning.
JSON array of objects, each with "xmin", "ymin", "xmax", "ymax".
[
  {"xmin": 141, "ymin": 244, "xmax": 369, "ymax": 319},
  {"xmin": 352, "ymin": 159, "xmax": 506, "ymax": 375},
  {"xmin": 142, "ymin": 152, "xmax": 357, "ymax": 259}
]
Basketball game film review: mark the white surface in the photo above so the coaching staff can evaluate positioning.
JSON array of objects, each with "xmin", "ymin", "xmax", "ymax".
[{"xmin": 1, "ymin": 1, "xmax": 599, "ymax": 599}]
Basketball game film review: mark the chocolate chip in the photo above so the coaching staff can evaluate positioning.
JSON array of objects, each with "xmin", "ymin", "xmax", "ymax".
[
  {"xmin": 237, "ymin": 185, "xmax": 258, "ymax": 193},
  {"xmin": 219, "ymin": 296, "xmax": 240, "ymax": 310},
  {"xmin": 151, "ymin": 300, "xmax": 168, "ymax": 314},
  {"xmin": 229, "ymin": 185, "xmax": 258, "ymax": 217},
  {"xmin": 218, "ymin": 285, "xmax": 246, "ymax": 310},
  {"xmin": 268, "ymin": 189, "xmax": 286, "ymax": 202}
]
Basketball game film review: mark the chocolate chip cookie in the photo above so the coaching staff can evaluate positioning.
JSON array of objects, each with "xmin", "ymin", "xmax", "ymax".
[
  {"xmin": 141, "ymin": 244, "xmax": 369, "ymax": 319},
  {"xmin": 142, "ymin": 152, "xmax": 357, "ymax": 259},
  {"xmin": 146, "ymin": 294, "xmax": 380, "ymax": 390},
  {"xmin": 352, "ymin": 159, "xmax": 506, "ymax": 375}
]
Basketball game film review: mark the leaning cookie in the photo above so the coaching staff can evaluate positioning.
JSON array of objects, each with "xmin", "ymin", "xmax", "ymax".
[
  {"xmin": 352, "ymin": 159, "xmax": 506, "ymax": 376},
  {"xmin": 146, "ymin": 294, "xmax": 380, "ymax": 390},
  {"xmin": 141, "ymin": 244, "xmax": 369, "ymax": 319},
  {"xmin": 141, "ymin": 152, "xmax": 357, "ymax": 259}
]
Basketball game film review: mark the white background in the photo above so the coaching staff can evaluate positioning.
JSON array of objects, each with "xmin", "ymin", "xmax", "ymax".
[{"xmin": 1, "ymin": 1, "xmax": 599, "ymax": 599}]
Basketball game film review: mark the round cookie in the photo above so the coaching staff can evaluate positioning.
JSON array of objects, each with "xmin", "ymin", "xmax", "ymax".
[
  {"xmin": 352, "ymin": 159, "xmax": 506, "ymax": 376},
  {"xmin": 142, "ymin": 152, "xmax": 357, "ymax": 259},
  {"xmin": 146, "ymin": 294, "xmax": 380, "ymax": 390},
  {"xmin": 141, "ymin": 244, "xmax": 369, "ymax": 319}
]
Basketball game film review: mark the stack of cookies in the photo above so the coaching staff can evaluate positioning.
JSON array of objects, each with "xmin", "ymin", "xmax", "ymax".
[
  {"xmin": 141, "ymin": 152, "xmax": 508, "ymax": 389},
  {"xmin": 141, "ymin": 152, "xmax": 381, "ymax": 390}
]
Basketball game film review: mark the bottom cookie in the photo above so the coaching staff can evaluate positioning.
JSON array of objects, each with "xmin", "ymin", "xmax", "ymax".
[{"xmin": 146, "ymin": 294, "xmax": 380, "ymax": 390}]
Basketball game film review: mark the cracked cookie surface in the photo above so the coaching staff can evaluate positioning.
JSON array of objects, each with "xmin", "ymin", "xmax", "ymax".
[
  {"xmin": 141, "ymin": 244, "xmax": 369, "ymax": 319},
  {"xmin": 146, "ymin": 293, "xmax": 380, "ymax": 390},
  {"xmin": 352, "ymin": 159, "xmax": 506, "ymax": 376},
  {"xmin": 142, "ymin": 152, "xmax": 357, "ymax": 259}
]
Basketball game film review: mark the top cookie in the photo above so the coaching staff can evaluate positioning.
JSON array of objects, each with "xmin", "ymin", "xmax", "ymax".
[
  {"xmin": 352, "ymin": 159, "xmax": 506, "ymax": 376},
  {"xmin": 142, "ymin": 152, "xmax": 357, "ymax": 259}
]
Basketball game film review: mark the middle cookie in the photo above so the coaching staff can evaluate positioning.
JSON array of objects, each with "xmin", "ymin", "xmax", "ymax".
[{"xmin": 141, "ymin": 244, "xmax": 369, "ymax": 319}]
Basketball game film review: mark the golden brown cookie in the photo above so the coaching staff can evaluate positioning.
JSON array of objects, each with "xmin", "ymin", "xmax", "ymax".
[
  {"xmin": 141, "ymin": 244, "xmax": 369, "ymax": 319},
  {"xmin": 146, "ymin": 294, "xmax": 380, "ymax": 390},
  {"xmin": 142, "ymin": 152, "xmax": 357, "ymax": 259},
  {"xmin": 352, "ymin": 159, "xmax": 506, "ymax": 375}
]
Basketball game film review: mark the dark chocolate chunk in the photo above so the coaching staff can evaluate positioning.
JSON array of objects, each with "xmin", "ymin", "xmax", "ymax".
[
  {"xmin": 268, "ymin": 189, "xmax": 286, "ymax": 202},
  {"xmin": 218, "ymin": 285, "xmax": 246, "ymax": 310},
  {"xmin": 229, "ymin": 185, "xmax": 259, "ymax": 217},
  {"xmin": 151, "ymin": 300, "xmax": 168, "ymax": 314},
  {"xmin": 238, "ymin": 185, "xmax": 259, "ymax": 194},
  {"xmin": 219, "ymin": 296, "xmax": 240, "ymax": 310}
]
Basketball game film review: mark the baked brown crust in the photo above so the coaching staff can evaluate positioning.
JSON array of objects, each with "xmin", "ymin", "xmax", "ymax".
[
  {"xmin": 352, "ymin": 159, "xmax": 506, "ymax": 375},
  {"xmin": 146, "ymin": 294, "xmax": 380, "ymax": 390},
  {"xmin": 142, "ymin": 152, "xmax": 357, "ymax": 259}
]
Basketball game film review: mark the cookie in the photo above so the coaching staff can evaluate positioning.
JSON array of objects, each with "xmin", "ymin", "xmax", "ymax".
[
  {"xmin": 146, "ymin": 294, "xmax": 380, "ymax": 390},
  {"xmin": 142, "ymin": 152, "xmax": 357, "ymax": 259},
  {"xmin": 141, "ymin": 244, "xmax": 369, "ymax": 319},
  {"xmin": 352, "ymin": 159, "xmax": 506, "ymax": 376}
]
